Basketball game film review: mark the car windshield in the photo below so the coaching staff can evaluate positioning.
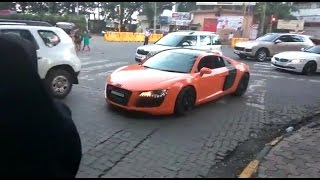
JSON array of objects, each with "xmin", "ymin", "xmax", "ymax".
[
  {"xmin": 304, "ymin": 46, "xmax": 320, "ymax": 54},
  {"xmin": 156, "ymin": 34, "xmax": 191, "ymax": 46},
  {"xmin": 142, "ymin": 51, "xmax": 198, "ymax": 73},
  {"xmin": 256, "ymin": 33, "xmax": 279, "ymax": 42}
]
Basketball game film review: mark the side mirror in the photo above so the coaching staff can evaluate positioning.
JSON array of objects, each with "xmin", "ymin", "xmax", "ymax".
[
  {"xmin": 200, "ymin": 67, "xmax": 212, "ymax": 76},
  {"xmin": 182, "ymin": 42, "xmax": 190, "ymax": 46},
  {"xmin": 275, "ymin": 39, "xmax": 282, "ymax": 44}
]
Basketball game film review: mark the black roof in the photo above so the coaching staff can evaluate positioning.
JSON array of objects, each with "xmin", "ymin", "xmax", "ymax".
[{"xmin": 0, "ymin": 19, "xmax": 53, "ymax": 27}]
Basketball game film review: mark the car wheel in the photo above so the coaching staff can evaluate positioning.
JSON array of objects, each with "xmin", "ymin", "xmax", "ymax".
[
  {"xmin": 174, "ymin": 86, "xmax": 196, "ymax": 115},
  {"xmin": 302, "ymin": 61, "xmax": 317, "ymax": 75},
  {"xmin": 255, "ymin": 48, "xmax": 268, "ymax": 62},
  {"xmin": 46, "ymin": 69, "xmax": 73, "ymax": 99},
  {"xmin": 238, "ymin": 54, "xmax": 247, "ymax": 59},
  {"xmin": 232, "ymin": 73, "xmax": 250, "ymax": 96}
]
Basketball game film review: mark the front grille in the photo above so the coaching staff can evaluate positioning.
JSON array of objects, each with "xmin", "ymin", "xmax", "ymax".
[
  {"xmin": 272, "ymin": 63, "xmax": 296, "ymax": 69},
  {"xmin": 137, "ymin": 49, "xmax": 149, "ymax": 55},
  {"xmin": 106, "ymin": 85, "xmax": 132, "ymax": 106},
  {"xmin": 245, "ymin": 49, "xmax": 252, "ymax": 52},
  {"xmin": 274, "ymin": 57, "xmax": 289, "ymax": 62},
  {"xmin": 136, "ymin": 97, "xmax": 165, "ymax": 107},
  {"xmin": 234, "ymin": 47, "xmax": 245, "ymax": 51}
]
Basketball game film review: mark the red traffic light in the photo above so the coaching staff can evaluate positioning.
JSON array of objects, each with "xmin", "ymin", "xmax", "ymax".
[{"xmin": 271, "ymin": 15, "xmax": 276, "ymax": 22}]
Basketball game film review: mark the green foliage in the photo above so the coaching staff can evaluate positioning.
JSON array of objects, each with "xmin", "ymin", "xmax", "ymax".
[
  {"xmin": 177, "ymin": 2, "xmax": 198, "ymax": 12},
  {"xmin": 2, "ymin": 14, "xmax": 86, "ymax": 30}
]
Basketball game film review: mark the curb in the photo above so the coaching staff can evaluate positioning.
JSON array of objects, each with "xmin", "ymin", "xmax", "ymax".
[{"xmin": 238, "ymin": 112, "xmax": 320, "ymax": 178}]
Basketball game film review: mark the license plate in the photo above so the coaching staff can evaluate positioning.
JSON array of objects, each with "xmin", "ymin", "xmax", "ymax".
[{"xmin": 111, "ymin": 90, "xmax": 124, "ymax": 97}]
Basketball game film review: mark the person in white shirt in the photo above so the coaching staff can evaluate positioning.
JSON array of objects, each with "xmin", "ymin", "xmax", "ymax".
[
  {"xmin": 144, "ymin": 28, "xmax": 151, "ymax": 45},
  {"xmin": 229, "ymin": 32, "xmax": 234, "ymax": 44}
]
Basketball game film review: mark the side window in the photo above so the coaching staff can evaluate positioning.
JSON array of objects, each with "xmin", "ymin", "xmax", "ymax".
[
  {"xmin": 38, "ymin": 30, "xmax": 60, "ymax": 47},
  {"xmin": 212, "ymin": 35, "xmax": 221, "ymax": 45},
  {"xmin": 291, "ymin": 35, "xmax": 305, "ymax": 42},
  {"xmin": 1, "ymin": 29, "xmax": 39, "ymax": 50},
  {"xmin": 180, "ymin": 35, "xmax": 197, "ymax": 46},
  {"xmin": 200, "ymin": 35, "xmax": 212, "ymax": 46},
  {"xmin": 278, "ymin": 35, "xmax": 295, "ymax": 42},
  {"xmin": 197, "ymin": 55, "xmax": 225, "ymax": 71}
]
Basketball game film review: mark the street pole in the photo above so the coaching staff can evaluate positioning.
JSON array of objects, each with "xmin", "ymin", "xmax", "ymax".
[
  {"xmin": 259, "ymin": 2, "xmax": 267, "ymax": 36},
  {"xmin": 76, "ymin": 2, "xmax": 79, "ymax": 16},
  {"xmin": 154, "ymin": 2, "xmax": 157, "ymax": 33},
  {"xmin": 118, "ymin": 5, "xmax": 121, "ymax": 32}
]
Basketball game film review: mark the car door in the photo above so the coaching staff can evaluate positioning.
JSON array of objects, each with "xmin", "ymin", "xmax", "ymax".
[
  {"xmin": 287, "ymin": 35, "xmax": 306, "ymax": 51},
  {"xmin": 293, "ymin": 35, "xmax": 311, "ymax": 50},
  {"xmin": 194, "ymin": 55, "xmax": 228, "ymax": 100},
  {"xmin": 272, "ymin": 35, "xmax": 292, "ymax": 54}
]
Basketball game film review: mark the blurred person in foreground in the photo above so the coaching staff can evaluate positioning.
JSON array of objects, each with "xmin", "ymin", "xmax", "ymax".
[{"xmin": 0, "ymin": 34, "xmax": 82, "ymax": 178}]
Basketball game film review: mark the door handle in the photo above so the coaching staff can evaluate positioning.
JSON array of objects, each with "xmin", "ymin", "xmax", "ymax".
[{"xmin": 37, "ymin": 57, "xmax": 42, "ymax": 60}]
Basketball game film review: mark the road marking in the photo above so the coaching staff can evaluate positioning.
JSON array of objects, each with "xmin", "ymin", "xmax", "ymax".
[
  {"xmin": 239, "ymin": 160, "xmax": 260, "ymax": 178},
  {"xmin": 250, "ymin": 73, "xmax": 320, "ymax": 83},
  {"xmin": 82, "ymin": 59, "xmax": 111, "ymax": 66},
  {"xmin": 309, "ymin": 79, "xmax": 320, "ymax": 83},
  {"xmin": 252, "ymin": 63, "xmax": 273, "ymax": 68},
  {"xmin": 246, "ymin": 103, "xmax": 265, "ymax": 110},
  {"xmin": 81, "ymin": 61, "xmax": 129, "ymax": 72},
  {"xmin": 251, "ymin": 70, "xmax": 277, "ymax": 74},
  {"xmin": 79, "ymin": 70, "xmax": 116, "ymax": 80},
  {"xmin": 251, "ymin": 67, "xmax": 274, "ymax": 70},
  {"xmin": 80, "ymin": 57, "xmax": 91, "ymax": 60}
]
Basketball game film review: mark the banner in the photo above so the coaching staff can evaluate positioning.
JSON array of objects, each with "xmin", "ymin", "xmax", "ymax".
[
  {"xmin": 277, "ymin": 20, "xmax": 304, "ymax": 31},
  {"xmin": 216, "ymin": 16, "xmax": 244, "ymax": 31},
  {"xmin": 171, "ymin": 12, "xmax": 192, "ymax": 26}
]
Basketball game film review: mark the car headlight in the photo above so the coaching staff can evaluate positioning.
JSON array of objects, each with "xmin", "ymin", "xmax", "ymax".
[
  {"xmin": 290, "ymin": 59, "xmax": 304, "ymax": 63},
  {"xmin": 146, "ymin": 51, "xmax": 157, "ymax": 58},
  {"xmin": 139, "ymin": 90, "xmax": 168, "ymax": 98}
]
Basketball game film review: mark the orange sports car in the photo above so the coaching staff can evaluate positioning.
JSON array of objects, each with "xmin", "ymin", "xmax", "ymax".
[{"xmin": 105, "ymin": 48, "xmax": 250, "ymax": 115}]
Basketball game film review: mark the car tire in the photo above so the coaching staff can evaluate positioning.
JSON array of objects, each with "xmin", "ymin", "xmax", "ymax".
[
  {"xmin": 302, "ymin": 61, "xmax": 317, "ymax": 75},
  {"xmin": 174, "ymin": 86, "xmax": 196, "ymax": 115},
  {"xmin": 255, "ymin": 48, "xmax": 268, "ymax": 62},
  {"xmin": 46, "ymin": 69, "xmax": 73, "ymax": 99},
  {"xmin": 238, "ymin": 54, "xmax": 247, "ymax": 59},
  {"xmin": 232, "ymin": 73, "xmax": 250, "ymax": 96}
]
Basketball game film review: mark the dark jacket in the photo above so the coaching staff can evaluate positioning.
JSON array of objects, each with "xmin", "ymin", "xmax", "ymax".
[{"xmin": 0, "ymin": 34, "xmax": 82, "ymax": 178}]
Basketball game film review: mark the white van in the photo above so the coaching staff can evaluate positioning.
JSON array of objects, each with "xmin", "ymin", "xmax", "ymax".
[{"xmin": 0, "ymin": 24, "xmax": 81, "ymax": 99}]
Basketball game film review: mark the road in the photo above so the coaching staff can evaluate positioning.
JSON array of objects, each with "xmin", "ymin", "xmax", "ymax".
[{"xmin": 62, "ymin": 36, "xmax": 320, "ymax": 178}]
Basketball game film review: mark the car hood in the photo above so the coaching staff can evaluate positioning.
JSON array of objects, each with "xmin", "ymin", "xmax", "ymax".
[
  {"xmin": 235, "ymin": 40, "xmax": 272, "ymax": 48},
  {"xmin": 274, "ymin": 51, "xmax": 320, "ymax": 59},
  {"xmin": 108, "ymin": 64, "xmax": 190, "ymax": 91},
  {"xmin": 137, "ymin": 44, "xmax": 174, "ymax": 53}
]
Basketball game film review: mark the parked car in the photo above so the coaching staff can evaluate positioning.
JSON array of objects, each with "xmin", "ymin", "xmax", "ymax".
[
  {"xmin": 105, "ymin": 48, "xmax": 250, "ymax": 115},
  {"xmin": 0, "ymin": 24, "xmax": 81, "ymax": 99},
  {"xmin": 271, "ymin": 45, "xmax": 320, "ymax": 75},
  {"xmin": 55, "ymin": 22, "xmax": 77, "ymax": 36},
  {"xmin": 234, "ymin": 33, "xmax": 315, "ymax": 62},
  {"xmin": 135, "ymin": 31, "xmax": 222, "ymax": 62},
  {"xmin": 0, "ymin": 19, "xmax": 52, "ymax": 27}
]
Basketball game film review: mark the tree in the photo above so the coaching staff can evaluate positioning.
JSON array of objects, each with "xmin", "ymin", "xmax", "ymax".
[
  {"xmin": 255, "ymin": 2, "xmax": 298, "ymax": 34},
  {"xmin": 142, "ymin": 2, "xmax": 173, "ymax": 25},
  {"xmin": 177, "ymin": 2, "xmax": 198, "ymax": 12},
  {"xmin": 0, "ymin": 2, "xmax": 14, "ymax": 10}
]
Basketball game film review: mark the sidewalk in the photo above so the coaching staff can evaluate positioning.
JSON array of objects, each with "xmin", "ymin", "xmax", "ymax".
[{"xmin": 256, "ymin": 119, "xmax": 320, "ymax": 178}]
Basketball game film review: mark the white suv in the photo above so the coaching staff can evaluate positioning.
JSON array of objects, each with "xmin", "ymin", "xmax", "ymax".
[
  {"xmin": 0, "ymin": 24, "xmax": 81, "ymax": 99},
  {"xmin": 135, "ymin": 31, "xmax": 222, "ymax": 62}
]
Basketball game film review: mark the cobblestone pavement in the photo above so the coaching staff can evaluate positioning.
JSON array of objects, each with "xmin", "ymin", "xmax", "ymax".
[
  {"xmin": 60, "ymin": 36, "xmax": 320, "ymax": 178},
  {"xmin": 257, "ymin": 119, "xmax": 320, "ymax": 178}
]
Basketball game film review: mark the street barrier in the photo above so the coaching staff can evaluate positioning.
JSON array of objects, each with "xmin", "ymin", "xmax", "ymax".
[
  {"xmin": 231, "ymin": 38, "xmax": 249, "ymax": 48},
  {"xmin": 104, "ymin": 32, "xmax": 163, "ymax": 42}
]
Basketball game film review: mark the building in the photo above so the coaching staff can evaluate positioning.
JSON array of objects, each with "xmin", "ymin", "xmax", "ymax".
[
  {"xmin": 191, "ymin": 2, "xmax": 256, "ymax": 41},
  {"xmin": 291, "ymin": 2, "xmax": 320, "ymax": 38}
]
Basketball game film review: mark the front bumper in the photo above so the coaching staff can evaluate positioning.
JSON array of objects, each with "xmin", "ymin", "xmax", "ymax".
[
  {"xmin": 105, "ymin": 84, "xmax": 176, "ymax": 115},
  {"xmin": 234, "ymin": 48, "xmax": 255, "ymax": 57},
  {"xmin": 270, "ymin": 58, "xmax": 304, "ymax": 72},
  {"xmin": 135, "ymin": 53, "xmax": 146, "ymax": 62}
]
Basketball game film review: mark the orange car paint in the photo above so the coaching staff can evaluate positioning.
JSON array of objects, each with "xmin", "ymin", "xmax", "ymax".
[{"xmin": 105, "ymin": 52, "xmax": 250, "ymax": 115}]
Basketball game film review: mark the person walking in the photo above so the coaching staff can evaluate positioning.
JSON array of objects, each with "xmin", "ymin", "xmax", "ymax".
[
  {"xmin": 0, "ymin": 34, "xmax": 82, "ymax": 178},
  {"xmin": 143, "ymin": 28, "xmax": 151, "ymax": 45},
  {"xmin": 74, "ymin": 29, "xmax": 82, "ymax": 52},
  {"xmin": 82, "ymin": 30, "xmax": 91, "ymax": 51}
]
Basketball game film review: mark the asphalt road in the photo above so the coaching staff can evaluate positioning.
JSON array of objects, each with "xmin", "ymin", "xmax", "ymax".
[{"xmin": 62, "ymin": 36, "xmax": 320, "ymax": 178}]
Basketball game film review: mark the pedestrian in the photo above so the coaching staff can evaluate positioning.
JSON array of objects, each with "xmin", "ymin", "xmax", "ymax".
[
  {"xmin": 82, "ymin": 30, "xmax": 91, "ymax": 51},
  {"xmin": 143, "ymin": 28, "xmax": 151, "ymax": 45},
  {"xmin": 0, "ymin": 34, "xmax": 82, "ymax": 178},
  {"xmin": 229, "ymin": 32, "xmax": 234, "ymax": 44},
  {"xmin": 74, "ymin": 29, "xmax": 82, "ymax": 51}
]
